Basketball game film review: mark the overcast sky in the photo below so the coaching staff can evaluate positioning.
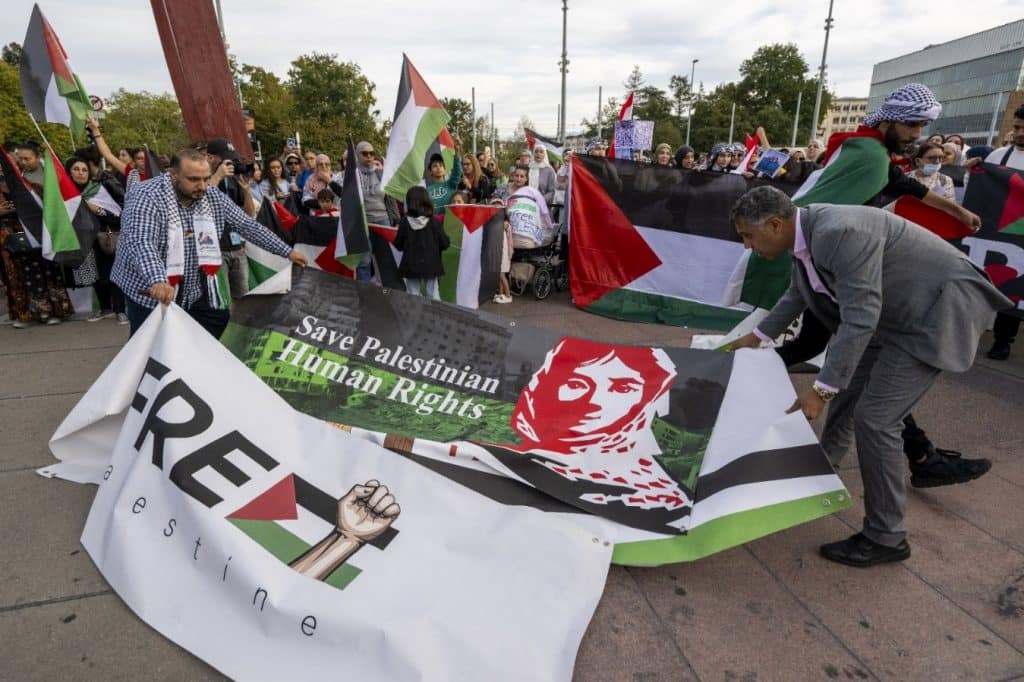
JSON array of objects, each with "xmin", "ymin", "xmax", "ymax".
[{"xmin": 3, "ymin": 1, "xmax": 1020, "ymax": 138}]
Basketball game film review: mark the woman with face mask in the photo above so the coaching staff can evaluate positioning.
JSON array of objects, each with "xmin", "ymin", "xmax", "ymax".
[{"xmin": 907, "ymin": 142, "xmax": 955, "ymax": 201}]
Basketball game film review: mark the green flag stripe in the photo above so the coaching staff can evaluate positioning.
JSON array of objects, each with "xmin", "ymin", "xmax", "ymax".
[
  {"xmin": 793, "ymin": 137, "xmax": 890, "ymax": 207},
  {"xmin": 586, "ymin": 287, "xmax": 749, "ymax": 332},
  {"xmin": 438, "ymin": 210, "xmax": 466, "ymax": 302},
  {"xmin": 611, "ymin": 488, "xmax": 851, "ymax": 566},
  {"xmin": 41, "ymin": 159, "xmax": 79, "ymax": 254}
]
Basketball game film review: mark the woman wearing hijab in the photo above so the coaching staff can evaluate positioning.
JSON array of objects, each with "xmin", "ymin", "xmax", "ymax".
[
  {"xmin": 652, "ymin": 143, "xmax": 674, "ymax": 166},
  {"xmin": 528, "ymin": 144, "xmax": 557, "ymax": 206},
  {"xmin": 673, "ymin": 145, "xmax": 695, "ymax": 169},
  {"xmin": 65, "ymin": 156, "xmax": 126, "ymax": 322},
  {"xmin": 707, "ymin": 143, "xmax": 732, "ymax": 172}
]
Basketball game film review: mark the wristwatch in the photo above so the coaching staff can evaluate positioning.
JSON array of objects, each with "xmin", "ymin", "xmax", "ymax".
[{"xmin": 812, "ymin": 384, "xmax": 838, "ymax": 403}]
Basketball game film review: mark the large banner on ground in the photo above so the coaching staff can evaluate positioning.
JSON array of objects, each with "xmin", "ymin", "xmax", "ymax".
[
  {"xmin": 961, "ymin": 163, "xmax": 1024, "ymax": 318},
  {"xmin": 44, "ymin": 305, "xmax": 611, "ymax": 681},
  {"xmin": 212, "ymin": 269, "xmax": 848, "ymax": 565},
  {"xmin": 568, "ymin": 156, "xmax": 795, "ymax": 331}
]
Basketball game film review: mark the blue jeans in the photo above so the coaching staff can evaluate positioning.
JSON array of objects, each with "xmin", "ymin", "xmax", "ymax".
[
  {"xmin": 356, "ymin": 251, "xmax": 373, "ymax": 282},
  {"xmin": 404, "ymin": 278, "xmax": 440, "ymax": 300}
]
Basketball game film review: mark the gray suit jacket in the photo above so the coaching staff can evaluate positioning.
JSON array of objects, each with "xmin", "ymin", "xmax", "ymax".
[{"xmin": 758, "ymin": 205, "xmax": 1013, "ymax": 389}]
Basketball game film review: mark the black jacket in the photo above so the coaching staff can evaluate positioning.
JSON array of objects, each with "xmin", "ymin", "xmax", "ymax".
[{"xmin": 394, "ymin": 215, "xmax": 449, "ymax": 278}]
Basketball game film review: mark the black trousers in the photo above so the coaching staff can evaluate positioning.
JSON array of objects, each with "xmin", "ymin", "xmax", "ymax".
[
  {"xmin": 775, "ymin": 311, "xmax": 931, "ymax": 458},
  {"xmin": 992, "ymin": 311, "xmax": 1020, "ymax": 344}
]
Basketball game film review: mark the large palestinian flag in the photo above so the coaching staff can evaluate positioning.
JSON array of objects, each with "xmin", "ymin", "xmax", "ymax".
[
  {"xmin": 20, "ymin": 4, "xmax": 93, "ymax": 141},
  {"xmin": 960, "ymin": 163, "xmax": 1024, "ymax": 316},
  {"xmin": 524, "ymin": 128, "xmax": 563, "ymax": 165},
  {"xmin": 291, "ymin": 215, "xmax": 355, "ymax": 279},
  {"xmin": 569, "ymin": 155, "xmax": 791, "ymax": 331},
  {"xmin": 381, "ymin": 55, "xmax": 451, "ymax": 201},
  {"xmin": 440, "ymin": 204, "xmax": 505, "ymax": 308}
]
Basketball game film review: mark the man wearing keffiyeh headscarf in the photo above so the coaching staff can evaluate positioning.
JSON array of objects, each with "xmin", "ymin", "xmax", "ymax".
[{"xmin": 775, "ymin": 82, "xmax": 993, "ymax": 490}]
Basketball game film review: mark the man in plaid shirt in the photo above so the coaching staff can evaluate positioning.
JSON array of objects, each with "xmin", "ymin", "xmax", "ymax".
[{"xmin": 112, "ymin": 148, "xmax": 307, "ymax": 337}]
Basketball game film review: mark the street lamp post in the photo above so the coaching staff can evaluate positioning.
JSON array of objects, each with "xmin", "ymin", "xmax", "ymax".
[
  {"xmin": 559, "ymin": 0, "xmax": 569, "ymax": 146},
  {"xmin": 685, "ymin": 58, "xmax": 698, "ymax": 147},
  {"xmin": 810, "ymin": 0, "xmax": 835, "ymax": 142}
]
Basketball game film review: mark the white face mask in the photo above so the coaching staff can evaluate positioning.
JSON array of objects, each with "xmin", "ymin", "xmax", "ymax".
[{"xmin": 921, "ymin": 163, "xmax": 941, "ymax": 176}]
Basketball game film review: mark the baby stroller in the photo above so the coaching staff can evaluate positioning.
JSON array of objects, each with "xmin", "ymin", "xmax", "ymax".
[{"xmin": 509, "ymin": 221, "xmax": 568, "ymax": 300}]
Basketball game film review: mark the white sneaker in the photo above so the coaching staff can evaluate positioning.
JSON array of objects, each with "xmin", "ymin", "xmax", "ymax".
[
  {"xmin": 87, "ymin": 310, "xmax": 115, "ymax": 322},
  {"xmin": 497, "ymin": 294, "xmax": 513, "ymax": 304},
  {"xmin": 12, "ymin": 320, "xmax": 31, "ymax": 329},
  {"xmin": 116, "ymin": 313, "xmax": 129, "ymax": 325},
  {"xmin": 45, "ymin": 317, "xmax": 62, "ymax": 325}
]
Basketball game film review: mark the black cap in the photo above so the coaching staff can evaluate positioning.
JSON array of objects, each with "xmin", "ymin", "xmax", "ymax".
[{"xmin": 206, "ymin": 138, "xmax": 239, "ymax": 162}]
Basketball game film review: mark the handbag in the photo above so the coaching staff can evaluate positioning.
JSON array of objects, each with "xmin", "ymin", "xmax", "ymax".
[
  {"xmin": 96, "ymin": 227, "xmax": 120, "ymax": 255},
  {"xmin": 2, "ymin": 231, "xmax": 36, "ymax": 255}
]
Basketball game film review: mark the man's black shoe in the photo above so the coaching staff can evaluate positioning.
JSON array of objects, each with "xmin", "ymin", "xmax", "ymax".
[
  {"xmin": 819, "ymin": 533, "xmax": 910, "ymax": 567},
  {"xmin": 910, "ymin": 448, "xmax": 992, "ymax": 488},
  {"xmin": 986, "ymin": 340, "xmax": 1011, "ymax": 361}
]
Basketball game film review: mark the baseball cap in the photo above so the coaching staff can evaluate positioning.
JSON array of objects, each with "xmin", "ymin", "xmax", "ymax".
[{"xmin": 206, "ymin": 138, "xmax": 239, "ymax": 162}]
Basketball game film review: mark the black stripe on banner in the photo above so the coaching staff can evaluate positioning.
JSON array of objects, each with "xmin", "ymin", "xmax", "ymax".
[
  {"xmin": 293, "ymin": 474, "xmax": 399, "ymax": 550},
  {"xmin": 694, "ymin": 444, "xmax": 833, "ymax": 503}
]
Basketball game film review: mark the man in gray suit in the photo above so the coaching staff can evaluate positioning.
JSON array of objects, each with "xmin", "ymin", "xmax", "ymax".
[{"xmin": 729, "ymin": 186, "xmax": 1011, "ymax": 567}]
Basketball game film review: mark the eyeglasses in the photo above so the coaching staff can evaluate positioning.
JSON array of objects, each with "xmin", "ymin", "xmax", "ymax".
[
  {"xmin": 287, "ymin": 160, "xmax": 300, "ymax": 165},
  {"xmin": 361, "ymin": 151, "xmax": 375, "ymax": 156}
]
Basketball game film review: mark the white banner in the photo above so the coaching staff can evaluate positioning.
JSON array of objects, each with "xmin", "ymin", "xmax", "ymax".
[{"xmin": 46, "ymin": 305, "xmax": 611, "ymax": 681}]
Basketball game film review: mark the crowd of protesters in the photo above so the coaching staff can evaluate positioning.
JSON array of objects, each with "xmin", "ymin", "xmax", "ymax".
[{"xmin": 1, "ymin": 97, "xmax": 1021, "ymax": 359}]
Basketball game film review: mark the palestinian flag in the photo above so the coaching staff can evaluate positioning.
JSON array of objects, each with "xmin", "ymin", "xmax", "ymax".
[
  {"xmin": 381, "ymin": 54, "xmax": 451, "ymax": 201},
  {"xmin": 292, "ymin": 215, "xmax": 354, "ymax": 279},
  {"xmin": 440, "ymin": 205, "xmax": 505, "ymax": 308},
  {"xmin": 0, "ymin": 146, "xmax": 44, "ymax": 248},
  {"xmin": 247, "ymin": 199, "xmax": 295, "ymax": 294},
  {"xmin": 20, "ymin": 4, "xmax": 93, "ymax": 141},
  {"xmin": 255, "ymin": 197, "xmax": 295, "ymax": 244},
  {"xmin": 960, "ymin": 163, "xmax": 1024, "ymax": 313},
  {"xmin": 335, "ymin": 137, "xmax": 370, "ymax": 270},
  {"xmin": 569, "ymin": 155, "xmax": 790, "ymax": 331},
  {"xmin": 524, "ymin": 128, "xmax": 563, "ymax": 165},
  {"xmin": 791, "ymin": 128, "xmax": 891, "ymax": 207},
  {"xmin": 40, "ymin": 145, "xmax": 97, "ymax": 266}
]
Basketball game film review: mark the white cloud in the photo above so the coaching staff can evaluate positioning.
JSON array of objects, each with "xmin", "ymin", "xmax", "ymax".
[{"xmin": 2, "ymin": 0, "xmax": 1019, "ymax": 142}]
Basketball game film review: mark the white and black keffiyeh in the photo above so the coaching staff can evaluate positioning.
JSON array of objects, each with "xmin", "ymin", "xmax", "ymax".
[{"xmin": 864, "ymin": 83, "xmax": 942, "ymax": 127}]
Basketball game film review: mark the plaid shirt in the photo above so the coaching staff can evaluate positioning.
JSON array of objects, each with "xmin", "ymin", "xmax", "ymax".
[{"xmin": 112, "ymin": 174, "xmax": 293, "ymax": 309}]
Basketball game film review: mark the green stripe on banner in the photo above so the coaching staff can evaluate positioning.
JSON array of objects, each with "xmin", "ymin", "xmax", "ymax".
[
  {"xmin": 611, "ymin": 488, "xmax": 851, "ymax": 566},
  {"xmin": 228, "ymin": 518, "xmax": 363, "ymax": 589},
  {"xmin": 438, "ymin": 210, "xmax": 465, "ymax": 302},
  {"xmin": 228, "ymin": 518, "xmax": 309, "ymax": 563},
  {"xmin": 586, "ymin": 287, "xmax": 750, "ymax": 332},
  {"xmin": 247, "ymin": 257, "xmax": 280, "ymax": 290},
  {"xmin": 324, "ymin": 563, "xmax": 363, "ymax": 590}
]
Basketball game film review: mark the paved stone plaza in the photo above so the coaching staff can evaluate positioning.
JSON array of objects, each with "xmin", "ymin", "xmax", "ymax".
[{"xmin": 1, "ymin": 290, "xmax": 1022, "ymax": 680}]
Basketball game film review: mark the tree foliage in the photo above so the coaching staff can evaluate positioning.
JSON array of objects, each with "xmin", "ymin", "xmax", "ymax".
[
  {"xmin": 2, "ymin": 42, "xmax": 22, "ymax": 66},
  {"xmin": 441, "ymin": 97, "xmax": 474, "ymax": 142},
  {"xmin": 99, "ymin": 89, "xmax": 189, "ymax": 156},
  {"xmin": 578, "ymin": 45, "xmax": 832, "ymax": 156},
  {"xmin": 238, "ymin": 64, "xmax": 294, "ymax": 159},
  {"xmin": 286, "ymin": 53, "xmax": 382, "ymax": 160}
]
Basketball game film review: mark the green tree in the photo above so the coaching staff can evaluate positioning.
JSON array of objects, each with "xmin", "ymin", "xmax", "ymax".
[
  {"xmin": 579, "ymin": 97, "xmax": 620, "ymax": 141},
  {"xmin": 99, "ymin": 89, "xmax": 189, "ymax": 155},
  {"xmin": 735, "ymin": 43, "xmax": 831, "ymax": 145},
  {"xmin": 668, "ymin": 74, "xmax": 693, "ymax": 126},
  {"xmin": 287, "ymin": 52, "xmax": 382, "ymax": 159},
  {"xmin": 440, "ymin": 97, "xmax": 473, "ymax": 141},
  {"xmin": 2, "ymin": 42, "xmax": 21, "ymax": 67},
  {"xmin": 623, "ymin": 65, "xmax": 645, "ymax": 93},
  {"xmin": 237, "ymin": 64, "xmax": 294, "ymax": 159}
]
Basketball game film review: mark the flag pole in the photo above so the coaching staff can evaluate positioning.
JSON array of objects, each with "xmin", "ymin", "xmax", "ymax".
[{"xmin": 27, "ymin": 113, "xmax": 57, "ymax": 156}]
